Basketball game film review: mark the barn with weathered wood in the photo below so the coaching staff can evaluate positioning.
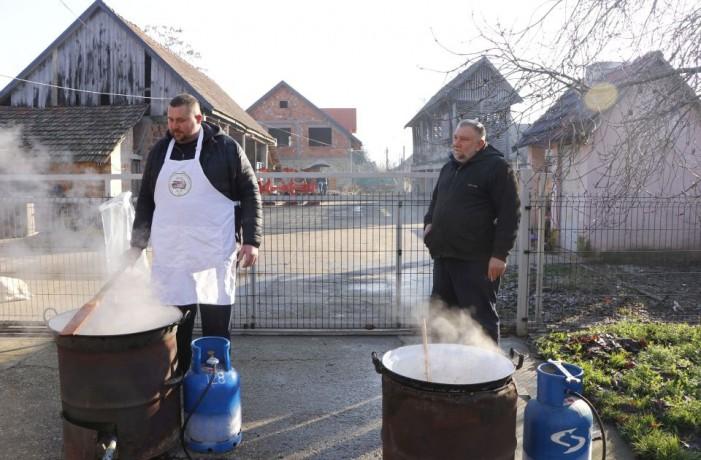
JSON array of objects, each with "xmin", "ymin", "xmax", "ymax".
[
  {"xmin": 406, "ymin": 57, "xmax": 522, "ymax": 173},
  {"xmin": 0, "ymin": 0, "xmax": 275, "ymax": 195}
]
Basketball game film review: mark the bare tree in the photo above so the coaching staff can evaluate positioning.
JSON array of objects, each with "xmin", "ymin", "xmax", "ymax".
[
  {"xmin": 143, "ymin": 25, "xmax": 207, "ymax": 72},
  {"xmin": 461, "ymin": 0, "xmax": 701, "ymax": 198}
]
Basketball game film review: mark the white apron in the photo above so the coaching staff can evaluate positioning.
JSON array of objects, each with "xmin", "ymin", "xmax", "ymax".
[{"xmin": 151, "ymin": 129, "xmax": 237, "ymax": 306}]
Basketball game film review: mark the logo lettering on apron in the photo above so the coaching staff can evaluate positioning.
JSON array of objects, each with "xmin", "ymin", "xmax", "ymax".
[{"xmin": 169, "ymin": 172, "xmax": 192, "ymax": 196}]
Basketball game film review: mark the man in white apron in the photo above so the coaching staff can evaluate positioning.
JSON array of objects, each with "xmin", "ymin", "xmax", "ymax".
[{"xmin": 130, "ymin": 94, "xmax": 262, "ymax": 374}]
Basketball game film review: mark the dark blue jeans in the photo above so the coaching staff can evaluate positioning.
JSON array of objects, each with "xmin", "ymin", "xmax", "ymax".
[
  {"xmin": 176, "ymin": 303, "xmax": 233, "ymax": 375},
  {"xmin": 431, "ymin": 258, "xmax": 501, "ymax": 343}
]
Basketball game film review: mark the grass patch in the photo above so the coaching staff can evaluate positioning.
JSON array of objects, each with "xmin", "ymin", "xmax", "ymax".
[{"xmin": 534, "ymin": 321, "xmax": 701, "ymax": 459}]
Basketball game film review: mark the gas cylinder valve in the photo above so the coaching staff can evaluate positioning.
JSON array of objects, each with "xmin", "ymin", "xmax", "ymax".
[{"xmin": 206, "ymin": 350, "xmax": 220, "ymax": 371}]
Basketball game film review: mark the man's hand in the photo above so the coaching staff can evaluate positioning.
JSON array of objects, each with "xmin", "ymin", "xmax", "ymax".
[
  {"xmin": 237, "ymin": 244, "xmax": 259, "ymax": 268},
  {"xmin": 487, "ymin": 257, "xmax": 506, "ymax": 282}
]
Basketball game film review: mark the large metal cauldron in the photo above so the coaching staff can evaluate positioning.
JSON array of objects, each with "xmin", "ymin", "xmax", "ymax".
[
  {"xmin": 49, "ymin": 307, "xmax": 185, "ymax": 460},
  {"xmin": 372, "ymin": 344, "xmax": 524, "ymax": 460}
]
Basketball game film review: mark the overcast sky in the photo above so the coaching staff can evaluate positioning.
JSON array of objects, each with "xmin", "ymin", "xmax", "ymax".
[{"xmin": 2, "ymin": 0, "xmax": 556, "ymax": 166}]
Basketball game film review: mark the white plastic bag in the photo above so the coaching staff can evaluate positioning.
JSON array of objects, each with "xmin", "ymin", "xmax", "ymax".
[
  {"xmin": 99, "ymin": 192, "xmax": 149, "ymax": 276},
  {"xmin": 0, "ymin": 276, "xmax": 31, "ymax": 302}
]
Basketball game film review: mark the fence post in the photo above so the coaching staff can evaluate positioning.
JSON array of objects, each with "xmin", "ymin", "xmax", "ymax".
[
  {"xmin": 534, "ymin": 173, "xmax": 547, "ymax": 330},
  {"xmin": 395, "ymin": 199, "xmax": 403, "ymax": 321},
  {"xmin": 249, "ymin": 265, "xmax": 257, "ymax": 329},
  {"xmin": 516, "ymin": 168, "xmax": 532, "ymax": 336}
]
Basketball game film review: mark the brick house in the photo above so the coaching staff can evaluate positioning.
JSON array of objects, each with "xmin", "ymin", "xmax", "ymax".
[{"xmin": 247, "ymin": 81, "xmax": 363, "ymax": 180}]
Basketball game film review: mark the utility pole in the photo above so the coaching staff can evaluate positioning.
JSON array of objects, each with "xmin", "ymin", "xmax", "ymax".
[
  {"xmin": 385, "ymin": 147, "xmax": 389, "ymax": 171},
  {"xmin": 349, "ymin": 148, "xmax": 353, "ymax": 190}
]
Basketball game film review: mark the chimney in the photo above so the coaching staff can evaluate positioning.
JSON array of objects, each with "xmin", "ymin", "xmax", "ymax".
[{"xmin": 584, "ymin": 62, "xmax": 622, "ymax": 85}]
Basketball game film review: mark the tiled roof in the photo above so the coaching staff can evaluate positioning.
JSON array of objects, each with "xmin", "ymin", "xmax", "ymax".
[
  {"xmin": 321, "ymin": 108, "xmax": 357, "ymax": 133},
  {"xmin": 0, "ymin": 104, "xmax": 148, "ymax": 164},
  {"xmin": 516, "ymin": 51, "xmax": 681, "ymax": 148}
]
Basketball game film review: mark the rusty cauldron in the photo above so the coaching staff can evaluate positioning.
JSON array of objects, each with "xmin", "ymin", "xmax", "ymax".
[
  {"xmin": 372, "ymin": 344, "xmax": 524, "ymax": 460},
  {"xmin": 48, "ymin": 307, "xmax": 187, "ymax": 460}
]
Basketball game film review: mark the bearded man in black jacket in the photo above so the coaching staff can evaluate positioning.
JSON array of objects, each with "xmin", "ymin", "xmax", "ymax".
[
  {"xmin": 129, "ymin": 93, "xmax": 262, "ymax": 373},
  {"xmin": 424, "ymin": 119, "xmax": 520, "ymax": 343}
]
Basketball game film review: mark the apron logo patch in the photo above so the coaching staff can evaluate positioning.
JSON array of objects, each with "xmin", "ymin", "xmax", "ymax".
[{"xmin": 168, "ymin": 172, "xmax": 192, "ymax": 197}]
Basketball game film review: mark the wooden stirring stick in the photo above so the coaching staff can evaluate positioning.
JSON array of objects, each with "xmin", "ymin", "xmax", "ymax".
[
  {"xmin": 422, "ymin": 317, "xmax": 432, "ymax": 382},
  {"xmin": 59, "ymin": 263, "xmax": 130, "ymax": 336}
]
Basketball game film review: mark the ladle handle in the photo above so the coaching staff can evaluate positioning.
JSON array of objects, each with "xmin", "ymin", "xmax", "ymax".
[
  {"xmin": 548, "ymin": 359, "xmax": 581, "ymax": 384},
  {"xmin": 509, "ymin": 348, "xmax": 525, "ymax": 370}
]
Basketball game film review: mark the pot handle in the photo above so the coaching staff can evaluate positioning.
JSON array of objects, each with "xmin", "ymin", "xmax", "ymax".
[
  {"xmin": 509, "ymin": 348, "xmax": 525, "ymax": 370},
  {"xmin": 371, "ymin": 352, "xmax": 385, "ymax": 374},
  {"xmin": 178, "ymin": 308, "xmax": 192, "ymax": 325},
  {"xmin": 163, "ymin": 374, "xmax": 183, "ymax": 388}
]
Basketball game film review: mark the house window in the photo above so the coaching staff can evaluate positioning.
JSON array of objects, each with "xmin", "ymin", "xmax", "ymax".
[
  {"xmin": 279, "ymin": 100, "xmax": 289, "ymax": 108},
  {"xmin": 308, "ymin": 127, "xmax": 332, "ymax": 147},
  {"xmin": 430, "ymin": 115, "xmax": 450, "ymax": 142},
  {"xmin": 269, "ymin": 127, "xmax": 292, "ymax": 147}
]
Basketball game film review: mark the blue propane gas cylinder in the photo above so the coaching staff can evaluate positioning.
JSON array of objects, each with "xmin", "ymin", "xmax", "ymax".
[
  {"xmin": 523, "ymin": 361, "xmax": 593, "ymax": 460},
  {"xmin": 183, "ymin": 337, "xmax": 242, "ymax": 454}
]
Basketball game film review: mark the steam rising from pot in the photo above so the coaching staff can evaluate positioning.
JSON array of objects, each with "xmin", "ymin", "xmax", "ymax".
[
  {"xmin": 50, "ymin": 263, "xmax": 180, "ymax": 336},
  {"xmin": 420, "ymin": 300, "xmax": 500, "ymax": 353}
]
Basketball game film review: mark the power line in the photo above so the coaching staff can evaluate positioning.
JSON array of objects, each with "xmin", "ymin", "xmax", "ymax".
[
  {"xmin": 273, "ymin": 127, "xmax": 334, "ymax": 148},
  {"xmin": 6, "ymin": 3, "xmax": 357, "ymax": 151},
  {"xmin": 57, "ymin": 0, "xmax": 86, "ymax": 26},
  {"xmin": 0, "ymin": 74, "xmax": 170, "ymax": 100},
  {"xmin": 0, "ymin": 73, "xmax": 353, "ymax": 150},
  {"xmin": 269, "ymin": 126, "xmax": 365, "ymax": 150}
]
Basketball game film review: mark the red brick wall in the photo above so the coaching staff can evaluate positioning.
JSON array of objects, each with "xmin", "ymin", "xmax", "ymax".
[{"xmin": 248, "ymin": 86, "xmax": 355, "ymax": 162}]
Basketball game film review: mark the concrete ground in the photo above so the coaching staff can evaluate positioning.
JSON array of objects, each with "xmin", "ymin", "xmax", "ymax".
[{"xmin": 0, "ymin": 334, "xmax": 634, "ymax": 460}]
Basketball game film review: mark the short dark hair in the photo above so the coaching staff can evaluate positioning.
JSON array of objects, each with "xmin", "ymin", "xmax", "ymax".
[
  {"xmin": 457, "ymin": 118, "xmax": 486, "ymax": 140},
  {"xmin": 169, "ymin": 93, "xmax": 201, "ymax": 113}
]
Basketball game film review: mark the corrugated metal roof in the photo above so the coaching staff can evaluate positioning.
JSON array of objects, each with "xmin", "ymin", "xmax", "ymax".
[{"xmin": 0, "ymin": 104, "xmax": 148, "ymax": 164}]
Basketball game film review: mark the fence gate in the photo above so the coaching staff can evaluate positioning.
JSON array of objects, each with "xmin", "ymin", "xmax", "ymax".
[{"xmin": 232, "ymin": 193, "xmax": 433, "ymax": 331}]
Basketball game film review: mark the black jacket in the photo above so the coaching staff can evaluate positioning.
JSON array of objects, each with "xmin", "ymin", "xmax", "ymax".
[
  {"xmin": 424, "ymin": 144, "xmax": 520, "ymax": 262},
  {"xmin": 131, "ymin": 121, "xmax": 262, "ymax": 249}
]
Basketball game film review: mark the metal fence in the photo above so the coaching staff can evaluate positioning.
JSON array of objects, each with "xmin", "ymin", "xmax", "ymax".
[
  {"xmin": 523, "ymin": 192, "xmax": 701, "ymax": 329},
  {"xmin": 0, "ymin": 173, "xmax": 441, "ymax": 333},
  {"xmin": 1, "ymin": 173, "xmax": 699, "ymax": 334},
  {"xmin": 235, "ymin": 194, "xmax": 432, "ymax": 330}
]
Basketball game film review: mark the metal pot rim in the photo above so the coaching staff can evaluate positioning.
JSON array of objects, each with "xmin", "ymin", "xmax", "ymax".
[
  {"xmin": 374, "ymin": 343, "xmax": 517, "ymax": 392},
  {"xmin": 48, "ymin": 306, "xmax": 183, "ymax": 338}
]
